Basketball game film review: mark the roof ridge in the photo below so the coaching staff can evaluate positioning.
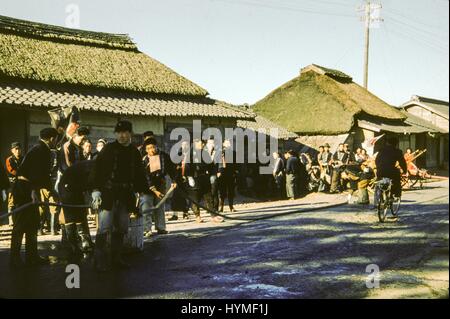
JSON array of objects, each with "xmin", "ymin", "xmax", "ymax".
[
  {"xmin": 413, "ymin": 95, "xmax": 449, "ymax": 106},
  {"xmin": 0, "ymin": 15, "xmax": 137, "ymax": 50}
]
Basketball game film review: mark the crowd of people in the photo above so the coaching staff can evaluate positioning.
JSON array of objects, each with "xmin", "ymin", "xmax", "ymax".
[
  {"xmin": 0, "ymin": 121, "xmax": 241, "ymax": 271},
  {"xmin": 271, "ymin": 143, "xmax": 375, "ymax": 201},
  {"xmin": 0, "ymin": 121, "xmax": 412, "ymax": 272}
]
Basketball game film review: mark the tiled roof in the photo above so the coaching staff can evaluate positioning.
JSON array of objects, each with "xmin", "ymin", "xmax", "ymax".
[{"xmin": 0, "ymin": 80, "xmax": 254, "ymax": 119}]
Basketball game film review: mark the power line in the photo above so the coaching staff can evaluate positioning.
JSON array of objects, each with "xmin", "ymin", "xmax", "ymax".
[
  {"xmin": 214, "ymin": 0, "xmax": 357, "ymax": 18},
  {"xmin": 385, "ymin": 7, "xmax": 448, "ymax": 31},
  {"xmin": 384, "ymin": 16, "xmax": 449, "ymax": 52},
  {"xmin": 384, "ymin": 22, "xmax": 448, "ymax": 54},
  {"xmin": 384, "ymin": 13, "xmax": 449, "ymax": 44}
]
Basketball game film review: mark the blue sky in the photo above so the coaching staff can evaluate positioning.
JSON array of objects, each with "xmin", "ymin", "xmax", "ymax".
[{"xmin": 2, "ymin": 0, "xmax": 449, "ymax": 106}]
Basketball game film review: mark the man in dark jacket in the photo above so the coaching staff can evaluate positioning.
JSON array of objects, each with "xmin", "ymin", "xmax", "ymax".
[
  {"xmin": 183, "ymin": 139, "xmax": 224, "ymax": 223},
  {"xmin": 218, "ymin": 139, "xmax": 238, "ymax": 212},
  {"xmin": 141, "ymin": 137, "xmax": 177, "ymax": 236},
  {"xmin": 285, "ymin": 150, "xmax": 300, "ymax": 200},
  {"xmin": 10, "ymin": 128, "xmax": 58, "ymax": 268},
  {"xmin": 90, "ymin": 120, "xmax": 148, "ymax": 271},
  {"xmin": 272, "ymin": 151, "xmax": 285, "ymax": 200},
  {"xmin": 375, "ymin": 137, "xmax": 407, "ymax": 198},
  {"xmin": 58, "ymin": 160, "xmax": 95, "ymax": 262},
  {"xmin": 330, "ymin": 143, "xmax": 349, "ymax": 193},
  {"xmin": 5, "ymin": 142, "xmax": 23, "ymax": 226}
]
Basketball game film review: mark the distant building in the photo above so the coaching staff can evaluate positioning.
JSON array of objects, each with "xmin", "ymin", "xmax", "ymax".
[
  {"xmin": 399, "ymin": 95, "xmax": 449, "ymax": 169},
  {"xmin": 0, "ymin": 15, "xmax": 254, "ymax": 160},
  {"xmin": 252, "ymin": 64, "xmax": 437, "ymax": 156}
]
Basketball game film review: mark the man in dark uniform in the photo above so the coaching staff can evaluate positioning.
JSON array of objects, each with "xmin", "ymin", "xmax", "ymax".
[
  {"xmin": 10, "ymin": 128, "xmax": 58, "ymax": 268},
  {"xmin": 141, "ymin": 137, "xmax": 177, "ymax": 236},
  {"xmin": 183, "ymin": 139, "xmax": 224, "ymax": 223},
  {"xmin": 5, "ymin": 142, "xmax": 23, "ymax": 225},
  {"xmin": 57, "ymin": 127, "xmax": 89, "ymax": 243},
  {"xmin": 330, "ymin": 143, "xmax": 349, "ymax": 193},
  {"xmin": 90, "ymin": 120, "xmax": 148, "ymax": 271},
  {"xmin": 285, "ymin": 150, "xmax": 300, "ymax": 199},
  {"xmin": 204, "ymin": 136, "xmax": 220, "ymax": 212},
  {"xmin": 375, "ymin": 137, "xmax": 407, "ymax": 198},
  {"xmin": 58, "ymin": 160, "xmax": 95, "ymax": 263},
  {"xmin": 218, "ymin": 139, "xmax": 238, "ymax": 212}
]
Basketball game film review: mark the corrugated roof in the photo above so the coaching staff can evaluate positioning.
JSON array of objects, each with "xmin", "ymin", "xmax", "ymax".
[
  {"xmin": 0, "ymin": 80, "xmax": 254, "ymax": 119},
  {"xmin": 0, "ymin": 15, "xmax": 208, "ymax": 96},
  {"xmin": 405, "ymin": 95, "xmax": 449, "ymax": 120},
  {"xmin": 401, "ymin": 110, "xmax": 448, "ymax": 134},
  {"xmin": 357, "ymin": 119, "xmax": 431, "ymax": 134}
]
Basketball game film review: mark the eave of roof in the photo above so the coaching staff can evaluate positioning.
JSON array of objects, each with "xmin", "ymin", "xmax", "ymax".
[
  {"xmin": 0, "ymin": 79, "xmax": 253, "ymax": 119},
  {"xmin": 237, "ymin": 115, "xmax": 299, "ymax": 140}
]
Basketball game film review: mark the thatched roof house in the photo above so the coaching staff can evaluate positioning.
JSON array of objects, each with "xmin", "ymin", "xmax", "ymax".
[
  {"xmin": 0, "ymin": 15, "xmax": 253, "ymax": 158},
  {"xmin": 252, "ymin": 64, "xmax": 431, "ymax": 152}
]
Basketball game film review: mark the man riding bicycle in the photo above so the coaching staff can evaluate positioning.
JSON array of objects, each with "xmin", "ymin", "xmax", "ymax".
[{"xmin": 375, "ymin": 137, "xmax": 408, "ymax": 199}]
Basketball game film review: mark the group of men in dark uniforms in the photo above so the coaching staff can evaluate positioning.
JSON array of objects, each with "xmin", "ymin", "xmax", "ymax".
[{"xmin": 1, "ymin": 120, "xmax": 239, "ymax": 271}]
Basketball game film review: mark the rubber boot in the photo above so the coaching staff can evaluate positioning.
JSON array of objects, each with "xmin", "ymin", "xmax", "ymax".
[
  {"xmin": 111, "ymin": 232, "xmax": 130, "ymax": 269},
  {"xmin": 10, "ymin": 229, "xmax": 24, "ymax": 268},
  {"xmin": 77, "ymin": 223, "xmax": 93, "ymax": 253},
  {"xmin": 94, "ymin": 233, "xmax": 109, "ymax": 272},
  {"xmin": 229, "ymin": 197, "xmax": 235, "ymax": 212},
  {"xmin": 60, "ymin": 224, "xmax": 68, "ymax": 248},
  {"xmin": 65, "ymin": 223, "xmax": 83, "ymax": 263}
]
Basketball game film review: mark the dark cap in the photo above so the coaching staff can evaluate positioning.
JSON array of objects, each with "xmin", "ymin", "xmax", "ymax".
[
  {"xmin": 143, "ymin": 137, "xmax": 158, "ymax": 147},
  {"xmin": 324, "ymin": 143, "xmax": 330, "ymax": 148},
  {"xmin": 97, "ymin": 138, "xmax": 107, "ymax": 145},
  {"xmin": 114, "ymin": 120, "xmax": 132, "ymax": 133},
  {"xmin": 10, "ymin": 142, "xmax": 21, "ymax": 149},
  {"xmin": 77, "ymin": 126, "xmax": 90, "ymax": 136},
  {"xmin": 40, "ymin": 127, "xmax": 58, "ymax": 140},
  {"xmin": 143, "ymin": 131, "xmax": 154, "ymax": 138}
]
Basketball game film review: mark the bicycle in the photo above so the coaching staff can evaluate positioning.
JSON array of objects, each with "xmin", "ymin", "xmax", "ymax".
[{"xmin": 373, "ymin": 177, "xmax": 401, "ymax": 223}]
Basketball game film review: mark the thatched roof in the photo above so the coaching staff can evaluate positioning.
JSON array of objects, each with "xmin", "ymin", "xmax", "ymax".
[
  {"xmin": 0, "ymin": 15, "xmax": 208, "ymax": 96},
  {"xmin": 237, "ymin": 114, "xmax": 298, "ymax": 140},
  {"xmin": 253, "ymin": 64, "xmax": 406, "ymax": 135}
]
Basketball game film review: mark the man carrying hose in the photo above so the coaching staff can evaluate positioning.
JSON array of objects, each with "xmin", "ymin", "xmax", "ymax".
[
  {"xmin": 10, "ymin": 128, "xmax": 58, "ymax": 268},
  {"xmin": 58, "ymin": 160, "xmax": 95, "ymax": 263},
  {"xmin": 90, "ymin": 120, "xmax": 149, "ymax": 272}
]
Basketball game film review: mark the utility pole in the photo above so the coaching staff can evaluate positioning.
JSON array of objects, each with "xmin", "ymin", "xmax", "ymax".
[
  {"xmin": 359, "ymin": 1, "xmax": 383, "ymax": 89},
  {"xmin": 363, "ymin": 1, "xmax": 371, "ymax": 89}
]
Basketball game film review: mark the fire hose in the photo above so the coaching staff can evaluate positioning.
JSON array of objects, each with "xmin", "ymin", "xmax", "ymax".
[{"xmin": 0, "ymin": 184, "xmax": 345, "ymax": 223}]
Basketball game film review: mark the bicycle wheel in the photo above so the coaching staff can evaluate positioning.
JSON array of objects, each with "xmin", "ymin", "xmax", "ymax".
[
  {"xmin": 377, "ymin": 190, "xmax": 388, "ymax": 223},
  {"xmin": 390, "ymin": 196, "xmax": 401, "ymax": 217}
]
